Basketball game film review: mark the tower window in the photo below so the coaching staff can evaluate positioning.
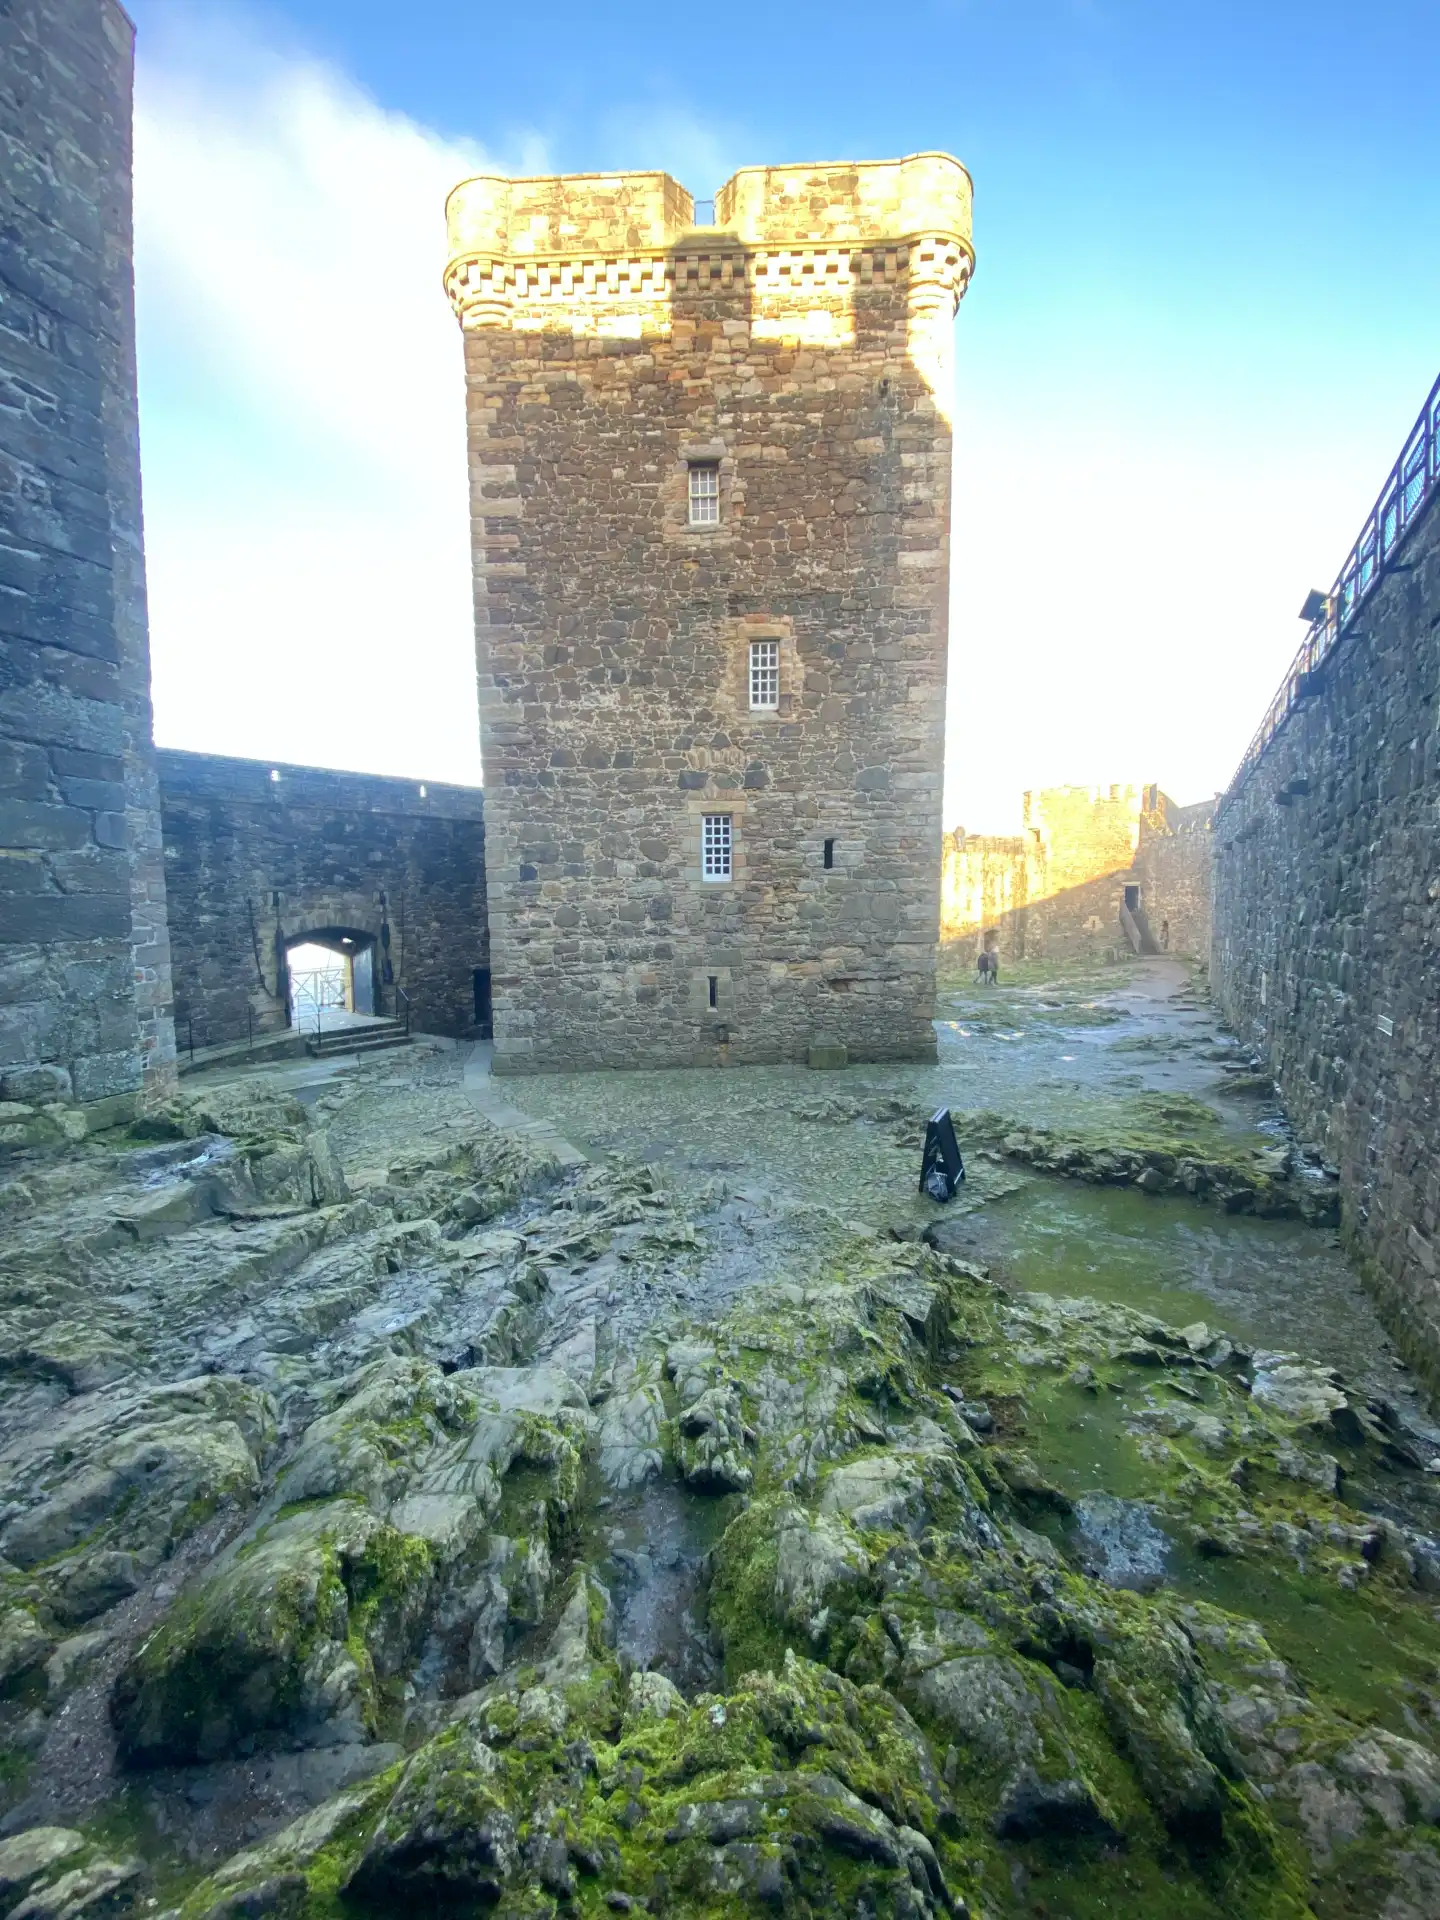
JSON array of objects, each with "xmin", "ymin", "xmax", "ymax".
[
  {"xmin": 748, "ymin": 639, "xmax": 779, "ymax": 710},
  {"xmin": 708, "ymin": 974, "xmax": 719, "ymax": 1009},
  {"xmin": 823, "ymin": 837, "xmax": 835, "ymax": 869},
  {"xmin": 688, "ymin": 462, "xmax": 720, "ymax": 526},
  {"xmin": 701, "ymin": 813, "xmax": 732, "ymax": 881}
]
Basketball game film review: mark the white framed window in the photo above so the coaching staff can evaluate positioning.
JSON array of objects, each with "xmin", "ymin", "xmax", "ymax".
[
  {"xmin": 688, "ymin": 462, "xmax": 720, "ymax": 526},
  {"xmin": 702, "ymin": 813, "xmax": 732, "ymax": 881},
  {"xmin": 748, "ymin": 639, "xmax": 779, "ymax": 710}
]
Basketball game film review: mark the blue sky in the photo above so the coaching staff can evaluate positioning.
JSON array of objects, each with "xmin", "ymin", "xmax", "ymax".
[{"xmin": 128, "ymin": 0, "xmax": 1440, "ymax": 829}]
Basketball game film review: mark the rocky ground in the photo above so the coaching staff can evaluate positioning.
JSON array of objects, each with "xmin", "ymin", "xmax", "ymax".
[{"xmin": 1, "ymin": 971, "xmax": 1438, "ymax": 1918}]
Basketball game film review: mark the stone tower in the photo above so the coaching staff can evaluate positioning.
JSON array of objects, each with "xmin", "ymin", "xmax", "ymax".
[
  {"xmin": 444, "ymin": 156, "xmax": 973, "ymax": 1072},
  {"xmin": 0, "ymin": 0, "xmax": 176, "ymax": 1123}
]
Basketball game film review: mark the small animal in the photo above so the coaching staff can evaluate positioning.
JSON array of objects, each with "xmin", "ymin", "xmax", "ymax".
[{"xmin": 976, "ymin": 948, "xmax": 999, "ymax": 984}]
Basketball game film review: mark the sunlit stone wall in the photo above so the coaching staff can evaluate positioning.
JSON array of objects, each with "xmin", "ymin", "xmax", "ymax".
[{"xmin": 445, "ymin": 157, "xmax": 973, "ymax": 1070}]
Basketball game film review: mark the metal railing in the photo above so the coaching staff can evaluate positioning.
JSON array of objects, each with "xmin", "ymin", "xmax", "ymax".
[
  {"xmin": 395, "ymin": 985, "xmax": 412, "ymax": 1038},
  {"xmin": 290, "ymin": 966, "xmax": 346, "ymax": 1026},
  {"xmin": 1222, "ymin": 367, "xmax": 1440, "ymax": 804},
  {"xmin": 184, "ymin": 1008, "xmax": 255, "ymax": 1063}
]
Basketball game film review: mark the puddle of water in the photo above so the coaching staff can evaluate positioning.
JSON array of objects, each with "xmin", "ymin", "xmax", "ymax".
[
  {"xmin": 947, "ymin": 1176, "xmax": 1423, "ymax": 1417},
  {"xmin": 583, "ymin": 1471, "xmax": 735, "ymax": 1694},
  {"xmin": 127, "ymin": 1135, "xmax": 235, "ymax": 1190},
  {"xmin": 1019, "ymin": 1375, "xmax": 1440, "ymax": 1739}
]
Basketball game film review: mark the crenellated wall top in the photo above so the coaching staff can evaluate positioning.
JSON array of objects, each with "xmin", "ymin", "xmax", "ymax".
[
  {"xmin": 443, "ymin": 152, "xmax": 974, "ymax": 330},
  {"xmin": 714, "ymin": 154, "xmax": 971, "ymax": 248}
]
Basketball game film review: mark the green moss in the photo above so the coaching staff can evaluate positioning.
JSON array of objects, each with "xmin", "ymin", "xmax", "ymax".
[{"xmin": 705, "ymin": 1500, "xmax": 791, "ymax": 1687}]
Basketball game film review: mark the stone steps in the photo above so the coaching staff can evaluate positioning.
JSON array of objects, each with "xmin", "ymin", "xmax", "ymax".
[{"xmin": 304, "ymin": 1021, "xmax": 412, "ymax": 1060}]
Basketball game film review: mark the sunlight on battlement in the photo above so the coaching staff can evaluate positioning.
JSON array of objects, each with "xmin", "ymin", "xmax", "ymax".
[{"xmin": 443, "ymin": 153, "xmax": 972, "ymax": 419}]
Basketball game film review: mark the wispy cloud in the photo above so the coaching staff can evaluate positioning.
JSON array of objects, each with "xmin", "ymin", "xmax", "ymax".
[
  {"xmin": 595, "ymin": 104, "xmax": 753, "ymax": 194},
  {"xmin": 134, "ymin": 8, "xmax": 538, "ymax": 782}
]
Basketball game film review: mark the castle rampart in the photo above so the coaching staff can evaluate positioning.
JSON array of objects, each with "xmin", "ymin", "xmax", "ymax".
[
  {"xmin": 1212, "ymin": 378, "xmax": 1440, "ymax": 1376},
  {"xmin": 445, "ymin": 157, "xmax": 973, "ymax": 1071}
]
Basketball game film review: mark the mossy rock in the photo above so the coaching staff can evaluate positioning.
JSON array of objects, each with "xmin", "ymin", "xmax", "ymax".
[{"xmin": 111, "ymin": 1499, "xmax": 432, "ymax": 1765}]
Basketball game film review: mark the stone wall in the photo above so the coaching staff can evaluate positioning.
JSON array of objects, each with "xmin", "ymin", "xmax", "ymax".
[
  {"xmin": 939, "ymin": 831, "xmax": 1040, "ymax": 959},
  {"xmin": 941, "ymin": 784, "xmax": 1212, "ymax": 962},
  {"xmin": 0, "ymin": 0, "xmax": 176, "ymax": 1122},
  {"xmin": 158, "ymin": 752, "xmax": 488, "ymax": 1047},
  {"xmin": 1135, "ymin": 794, "xmax": 1213, "ymax": 962},
  {"xmin": 1212, "ymin": 485, "xmax": 1440, "ymax": 1374},
  {"xmin": 445, "ymin": 157, "xmax": 974, "ymax": 1072}
]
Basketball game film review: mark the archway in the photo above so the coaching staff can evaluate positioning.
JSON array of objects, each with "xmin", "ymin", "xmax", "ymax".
[{"xmin": 284, "ymin": 927, "xmax": 380, "ymax": 1030}]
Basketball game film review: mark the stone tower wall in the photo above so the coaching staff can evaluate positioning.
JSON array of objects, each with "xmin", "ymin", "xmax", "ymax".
[
  {"xmin": 0, "ymin": 0, "xmax": 176, "ymax": 1123},
  {"xmin": 445, "ymin": 157, "xmax": 972, "ymax": 1071},
  {"xmin": 1212, "ymin": 484, "xmax": 1440, "ymax": 1378}
]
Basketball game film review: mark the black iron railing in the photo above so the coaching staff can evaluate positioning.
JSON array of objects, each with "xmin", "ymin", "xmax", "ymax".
[
  {"xmin": 1222, "ymin": 367, "xmax": 1440, "ymax": 803},
  {"xmin": 395, "ymin": 985, "xmax": 412, "ymax": 1038},
  {"xmin": 183, "ymin": 1008, "xmax": 255, "ymax": 1063}
]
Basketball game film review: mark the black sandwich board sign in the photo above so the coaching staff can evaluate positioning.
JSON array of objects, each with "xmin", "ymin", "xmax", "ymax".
[{"xmin": 920, "ymin": 1107, "xmax": 965, "ymax": 1203}]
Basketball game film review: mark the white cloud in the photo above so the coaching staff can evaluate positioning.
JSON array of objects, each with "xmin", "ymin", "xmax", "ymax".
[{"xmin": 134, "ymin": 10, "xmax": 528, "ymax": 783}]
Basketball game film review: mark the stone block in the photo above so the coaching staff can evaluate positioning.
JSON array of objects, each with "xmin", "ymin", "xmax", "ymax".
[
  {"xmin": 807, "ymin": 1043, "xmax": 848, "ymax": 1071},
  {"xmin": 72, "ymin": 1048, "xmax": 140, "ymax": 1103},
  {"xmin": 0, "ymin": 1063, "xmax": 73, "ymax": 1102},
  {"xmin": 0, "ymin": 800, "xmax": 92, "ymax": 851}
]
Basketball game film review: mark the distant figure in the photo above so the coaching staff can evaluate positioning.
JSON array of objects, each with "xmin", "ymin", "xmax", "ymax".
[
  {"xmin": 976, "ymin": 948, "xmax": 999, "ymax": 985},
  {"xmin": 1160, "ymin": 918, "xmax": 1171, "ymax": 952}
]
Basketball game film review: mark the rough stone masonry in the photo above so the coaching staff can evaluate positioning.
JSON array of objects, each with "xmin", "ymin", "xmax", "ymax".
[
  {"xmin": 158, "ymin": 749, "xmax": 489, "ymax": 1048},
  {"xmin": 0, "ymin": 0, "xmax": 176, "ymax": 1121},
  {"xmin": 1212, "ymin": 424, "xmax": 1440, "ymax": 1380},
  {"xmin": 445, "ymin": 159, "xmax": 973, "ymax": 1071}
]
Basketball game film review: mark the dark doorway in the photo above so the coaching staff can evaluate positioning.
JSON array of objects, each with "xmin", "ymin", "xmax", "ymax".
[
  {"xmin": 473, "ymin": 967, "xmax": 493, "ymax": 1036},
  {"xmin": 1124, "ymin": 884, "xmax": 1141, "ymax": 912}
]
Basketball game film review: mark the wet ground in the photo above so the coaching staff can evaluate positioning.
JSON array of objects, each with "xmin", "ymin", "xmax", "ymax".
[{"xmin": 495, "ymin": 954, "xmax": 1435, "ymax": 1435}]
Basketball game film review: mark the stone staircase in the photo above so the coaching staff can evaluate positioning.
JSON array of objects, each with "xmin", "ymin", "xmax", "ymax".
[
  {"xmin": 1120, "ymin": 901, "xmax": 1162, "ymax": 956},
  {"xmin": 304, "ymin": 1017, "xmax": 413, "ymax": 1060}
]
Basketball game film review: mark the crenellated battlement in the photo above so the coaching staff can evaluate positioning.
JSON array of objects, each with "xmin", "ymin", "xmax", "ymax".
[{"xmin": 443, "ymin": 154, "xmax": 974, "ymax": 333}]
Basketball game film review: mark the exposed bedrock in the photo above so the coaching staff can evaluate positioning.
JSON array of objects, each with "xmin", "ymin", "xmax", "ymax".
[{"xmin": 1, "ymin": 1065, "xmax": 1438, "ymax": 1918}]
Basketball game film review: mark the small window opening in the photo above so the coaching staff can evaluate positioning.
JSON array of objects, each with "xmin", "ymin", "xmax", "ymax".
[
  {"xmin": 269, "ymin": 768, "xmax": 280, "ymax": 782},
  {"xmin": 688, "ymin": 462, "xmax": 720, "ymax": 526},
  {"xmin": 702, "ymin": 813, "xmax": 732, "ymax": 881},
  {"xmin": 823, "ymin": 837, "xmax": 836, "ymax": 869},
  {"xmin": 748, "ymin": 639, "xmax": 779, "ymax": 710},
  {"xmin": 708, "ymin": 974, "xmax": 719, "ymax": 1009}
]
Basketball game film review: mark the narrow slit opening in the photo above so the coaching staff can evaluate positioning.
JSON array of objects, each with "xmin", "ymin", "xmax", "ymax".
[
  {"xmin": 823, "ymin": 838, "xmax": 836, "ymax": 869},
  {"xmin": 708, "ymin": 975, "xmax": 719, "ymax": 1009}
]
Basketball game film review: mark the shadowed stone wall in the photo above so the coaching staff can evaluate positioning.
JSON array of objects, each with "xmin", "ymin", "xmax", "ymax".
[
  {"xmin": 445, "ymin": 158, "xmax": 973, "ymax": 1072},
  {"xmin": 0, "ymin": 0, "xmax": 176, "ymax": 1125},
  {"xmin": 158, "ymin": 751, "xmax": 488, "ymax": 1048},
  {"xmin": 1212, "ymin": 488, "xmax": 1440, "ymax": 1373}
]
